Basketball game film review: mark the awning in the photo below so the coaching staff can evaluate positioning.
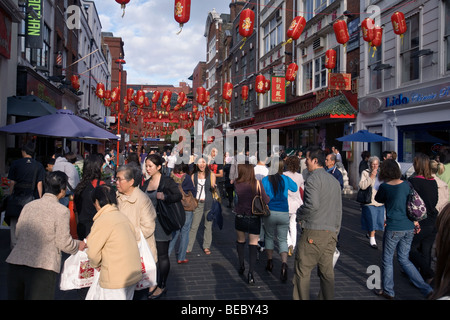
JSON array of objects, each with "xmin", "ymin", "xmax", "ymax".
[
  {"xmin": 295, "ymin": 94, "xmax": 357, "ymax": 123},
  {"xmin": 7, "ymin": 95, "xmax": 57, "ymax": 117},
  {"xmin": 262, "ymin": 116, "xmax": 298, "ymax": 129}
]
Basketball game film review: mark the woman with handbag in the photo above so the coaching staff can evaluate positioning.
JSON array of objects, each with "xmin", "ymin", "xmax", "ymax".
[
  {"xmin": 187, "ymin": 157, "xmax": 216, "ymax": 255},
  {"xmin": 141, "ymin": 154, "xmax": 183, "ymax": 299},
  {"xmin": 408, "ymin": 153, "xmax": 439, "ymax": 284},
  {"xmin": 359, "ymin": 156, "xmax": 384, "ymax": 249},
  {"xmin": 374, "ymin": 159, "xmax": 432, "ymax": 299},
  {"xmin": 261, "ymin": 159, "xmax": 298, "ymax": 282},
  {"xmin": 234, "ymin": 163, "xmax": 270, "ymax": 284},
  {"xmin": 168, "ymin": 163, "xmax": 197, "ymax": 264},
  {"xmin": 116, "ymin": 164, "xmax": 157, "ymax": 299}
]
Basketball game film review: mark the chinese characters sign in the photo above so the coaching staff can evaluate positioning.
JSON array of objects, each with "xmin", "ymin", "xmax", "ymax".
[
  {"xmin": 328, "ymin": 73, "xmax": 352, "ymax": 90},
  {"xmin": 271, "ymin": 76, "xmax": 286, "ymax": 104}
]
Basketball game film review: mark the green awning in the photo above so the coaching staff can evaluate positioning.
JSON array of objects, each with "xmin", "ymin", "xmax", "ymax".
[
  {"xmin": 7, "ymin": 95, "xmax": 57, "ymax": 117},
  {"xmin": 295, "ymin": 94, "xmax": 357, "ymax": 122}
]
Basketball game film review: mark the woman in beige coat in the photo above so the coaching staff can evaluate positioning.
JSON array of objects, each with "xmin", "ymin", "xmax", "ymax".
[
  {"xmin": 359, "ymin": 156, "xmax": 385, "ymax": 249},
  {"xmin": 87, "ymin": 184, "xmax": 142, "ymax": 300},
  {"xmin": 116, "ymin": 164, "xmax": 157, "ymax": 267}
]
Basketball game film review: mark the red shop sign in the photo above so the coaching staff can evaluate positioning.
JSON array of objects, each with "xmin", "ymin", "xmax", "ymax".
[
  {"xmin": 270, "ymin": 76, "xmax": 286, "ymax": 104},
  {"xmin": 328, "ymin": 73, "xmax": 352, "ymax": 91}
]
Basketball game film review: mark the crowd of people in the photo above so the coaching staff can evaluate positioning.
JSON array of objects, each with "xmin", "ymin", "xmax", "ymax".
[{"xmin": 2, "ymin": 141, "xmax": 450, "ymax": 300}]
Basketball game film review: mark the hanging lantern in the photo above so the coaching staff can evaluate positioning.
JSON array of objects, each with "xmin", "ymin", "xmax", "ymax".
[
  {"xmin": 325, "ymin": 49, "xmax": 336, "ymax": 72},
  {"xmin": 104, "ymin": 98, "xmax": 112, "ymax": 107},
  {"xmin": 361, "ymin": 18, "xmax": 375, "ymax": 44},
  {"xmin": 162, "ymin": 90, "xmax": 172, "ymax": 106},
  {"xmin": 134, "ymin": 89, "xmax": 145, "ymax": 105},
  {"xmin": 371, "ymin": 26, "xmax": 383, "ymax": 57},
  {"xmin": 241, "ymin": 85, "xmax": 249, "ymax": 101},
  {"xmin": 96, "ymin": 82, "xmax": 105, "ymax": 99},
  {"xmin": 151, "ymin": 90, "xmax": 161, "ymax": 104},
  {"xmin": 196, "ymin": 87, "xmax": 206, "ymax": 105},
  {"xmin": 174, "ymin": 0, "xmax": 191, "ymax": 34},
  {"xmin": 218, "ymin": 106, "xmax": 224, "ymax": 114},
  {"xmin": 285, "ymin": 63, "xmax": 298, "ymax": 86},
  {"xmin": 391, "ymin": 11, "xmax": 407, "ymax": 42},
  {"xmin": 176, "ymin": 91, "xmax": 186, "ymax": 106},
  {"xmin": 239, "ymin": 8, "xmax": 255, "ymax": 49},
  {"xmin": 111, "ymin": 87, "xmax": 120, "ymax": 102},
  {"xmin": 144, "ymin": 96, "xmax": 150, "ymax": 107},
  {"xmin": 222, "ymin": 82, "xmax": 233, "ymax": 102},
  {"xmin": 285, "ymin": 16, "xmax": 306, "ymax": 45},
  {"xmin": 333, "ymin": 19, "xmax": 350, "ymax": 49},
  {"xmin": 126, "ymin": 88, "xmax": 134, "ymax": 101},
  {"xmin": 225, "ymin": 107, "xmax": 229, "ymax": 115},
  {"xmin": 204, "ymin": 90, "xmax": 210, "ymax": 106},
  {"xmin": 255, "ymin": 75, "xmax": 266, "ymax": 95},
  {"xmin": 264, "ymin": 79, "xmax": 271, "ymax": 93},
  {"xmin": 71, "ymin": 75, "xmax": 80, "ymax": 90},
  {"xmin": 104, "ymin": 90, "xmax": 111, "ymax": 100},
  {"xmin": 115, "ymin": 0, "xmax": 130, "ymax": 17}
]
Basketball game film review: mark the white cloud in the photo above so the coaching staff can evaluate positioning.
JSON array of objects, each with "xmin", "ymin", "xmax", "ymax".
[{"xmin": 93, "ymin": 0, "xmax": 231, "ymax": 86}]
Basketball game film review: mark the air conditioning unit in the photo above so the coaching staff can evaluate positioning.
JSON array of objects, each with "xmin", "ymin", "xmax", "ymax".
[{"xmin": 313, "ymin": 37, "xmax": 325, "ymax": 50}]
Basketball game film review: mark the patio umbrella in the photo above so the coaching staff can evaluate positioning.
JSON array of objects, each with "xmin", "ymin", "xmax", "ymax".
[
  {"xmin": 0, "ymin": 109, "xmax": 118, "ymax": 140},
  {"xmin": 336, "ymin": 130, "xmax": 393, "ymax": 142}
]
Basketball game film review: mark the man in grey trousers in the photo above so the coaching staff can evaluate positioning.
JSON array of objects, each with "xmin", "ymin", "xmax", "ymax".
[{"xmin": 293, "ymin": 146, "xmax": 342, "ymax": 300}]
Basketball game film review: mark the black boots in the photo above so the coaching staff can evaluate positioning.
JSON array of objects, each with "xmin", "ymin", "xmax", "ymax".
[
  {"xmin": 236, "ymin": 242, "xmax": 258, "ymax": 285},
  {"xmin": 280, "ymin": 262, "xmax": 288, "ymax": 282},
  {"xmin": 266, "ymin": 259, "xmax": 273, "ymax": 272}
]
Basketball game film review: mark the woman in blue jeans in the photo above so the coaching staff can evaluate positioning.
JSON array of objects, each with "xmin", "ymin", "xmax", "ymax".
[
  {"xmin": 262, "ymin": 159, "xmax": 298, "ymax": 282},
  {"xmin": 374, "ymin": 159, "xmax": 433, "ymax": 299},
  {"xmin": 168, "ymin": 163, "xmax": 196, "ymax": 264}
]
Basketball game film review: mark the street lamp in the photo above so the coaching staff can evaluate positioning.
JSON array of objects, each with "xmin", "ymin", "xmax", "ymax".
[{"xmin": 115, "ymin": 55, "xmax": 126, "ymax": 154}]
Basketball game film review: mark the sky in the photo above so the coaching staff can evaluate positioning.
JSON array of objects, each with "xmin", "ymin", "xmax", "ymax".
[{"xmin": 94, "ymin": 0, "xmax": 232, "ymax": 87}]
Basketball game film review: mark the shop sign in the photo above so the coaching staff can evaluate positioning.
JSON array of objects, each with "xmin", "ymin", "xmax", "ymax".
[
  {"xmin": 270, "ymin": 76, "xmax": 286, "ymax": 104},
  {"xmin": 26, "ymin": 0, "xmax": 43, "ymax": 49},
  {"xmin": 383, "ymin": 84, "xmax": 450, "ymax": 108},
  {"xmin": 0, "ymin": 8, "xmax": 12, "ymax": 59},
  {"xmin": 328, "ymin": 73, "xmax": 352, "ymax": 90},
  {"xmin": 359, "ymin": 97, "xmax": 382, "ymax": 114}
]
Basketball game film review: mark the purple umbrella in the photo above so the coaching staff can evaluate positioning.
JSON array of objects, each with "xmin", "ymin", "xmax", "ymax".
[{"xmin": 0, "ymin": 109, "xmax": 118, "ymax": 140}]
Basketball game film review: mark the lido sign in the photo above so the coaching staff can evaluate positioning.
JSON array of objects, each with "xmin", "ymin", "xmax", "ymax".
[{"xmin": 384, "ymin": 85, "xmax": 450, "ymax": 108}]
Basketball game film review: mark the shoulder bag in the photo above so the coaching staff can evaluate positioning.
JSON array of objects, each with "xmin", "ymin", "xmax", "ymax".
[
  {"xmin": 156, "ymin": 177, "xmax": 186, "ymax": 235},
  {"xmin": 406, "ymin": 181, "xmax": 427, "ymax": 221},
  {"xmin": 252, "ymin": 181, "xmax": 271, "ymax": 217},
  {"xmin": 356, "ymin": 186, "xmax": 372, "ymax": 204},
  {"xmin": 178, "ymin": 177, "xmax": 198, "ymax": 211}
]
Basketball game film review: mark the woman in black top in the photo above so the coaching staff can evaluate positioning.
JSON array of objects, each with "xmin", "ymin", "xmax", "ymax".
[{"xmin": 408, "ymin": 153, "xmax": 438, "ymax": 283}]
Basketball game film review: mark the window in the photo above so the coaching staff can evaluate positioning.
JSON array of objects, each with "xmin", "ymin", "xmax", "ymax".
[
  {"xmin": 314, "ymin": 55, "xmax": 327, "ymax": 89},
  {"xmin": 445, "ymin": 2, "xmax": 450, "ymax": 71},
  {"xmin": 368, "ymin": 44, "xmax": 382, "ymax": 91},
  {"xmin": 207, "ymin": 36, "xmax": 216, "ymax": 62},
  {"xmin": 263, "ymin": 16, "xmax": 283, "ymax": 55},
  {"xmin": 304, "ymin": 0, "xmax": 335, "ymax": 21},
  {"xmin": 315, "ymin": 0, "xmax": 327, "ymax": 14},
  {"xmin": 304, "ymin": 0, "xmax": 313, "ymax": 21},
  {"xmin": 24, "ymin": 23, "xmax": 51, "ymax": 70},
  {"xmin": 400, "ymin": 14, "xmax": 420, "ymax": 83},
  {"xmin": 303, "ymin": 61, "xmax": 313, "ymax": 92}
]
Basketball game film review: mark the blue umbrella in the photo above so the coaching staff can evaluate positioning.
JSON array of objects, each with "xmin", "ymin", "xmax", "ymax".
[
  {"xmin": 336, "ymin": 130, "xmax": 393, "ymax": 142},
  {"xmin": 0, "ymin": 109, "xmax": 118, "ymax": 140}
]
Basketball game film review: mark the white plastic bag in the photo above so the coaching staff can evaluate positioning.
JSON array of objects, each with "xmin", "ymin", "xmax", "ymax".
[
  {"xmin": 85, "ymin": 269, "xmax": 101, "ymax": 300},
  {"xmin": 60, "ymin": 250, "xmax": 98, "ymax": 290},
  {"xmin": 135, "ymin": 230, "xmax": 157, "ymax": 290}
]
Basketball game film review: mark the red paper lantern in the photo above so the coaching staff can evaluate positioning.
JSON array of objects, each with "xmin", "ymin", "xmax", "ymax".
[
  {"xmin": 144, "ymin": 96, "xmax": 150, "ymax": 107},
  {"xmin": 111, "ymin": 87, "xmax": 120, "ymax": 102},
  {"xmin": 151, "ymin": 90, "xmax": 161, "ymax": 103},
  {"xmin": 104, "ymin": 98, "xmax": 112, "ymax": 107},
  {"xmin": 325, "ymin": 49, "xmax": 336, "ymax": 71},
  {"xmin": 126, "ymin": 88, "xmax": 134, "ymax": 101},
  {"xmin": 71, "ymin": 75, "xmax": 80, "ymax": 90},
  {"xmin": 204, "ymin": 90, "xmax": 210, "ymax": 105},
  {"xmin": 285, "ymin": 63, "xmax": 298, "ymax": 85},
  {"xmin": 285, "ymin": 16, "xmax": 306, "ymax": 44},
  {"xmin": 115, "ymin": 0, "xmax": 130, "ymax": 17},
  {"xmin": 264, "ymin": 79, "xmax": 271, "ymax": 93},
  {"xmin": 371, "ymin": 26, "xmax": 383, "ymax": 57},
  {"xmin": 174, "ymin": 0, "xmax": 191, "ymax": 33},
  {"xmin": 239, "ymin": 9, "xmax": 255, "ymax": 48},
  {"xmin": 177, "ymin": 91, "xmax": 186, "ymax": 105},
  {"xmin": 222, "ymin": 82, "xmax": 233, "ymax": 102},
  {"xmin": 218, "ymin": 106, "xmax": 224, "ymax": 114},
  {"xmin": 255, "ymin": 75, "xmax": 266, "ymax": 94},
  {"xmin": 196, "ymin": 87, "xmax": 206, "ymax": 105},
  {"xmin": 134, "ymin": 89, "xmax": 145, "ymax": 105},
  {"xmin": 391, "ymin": 11, "xmax": 407, "ymax": 39},
  {"xmin": 96, "ymin": 82, "xmax": 105, "ymax": 99},
  {"xmin": 104, "ymin": 90, "xmax": 111, "ymax": 100},
  {"xmin": 241, "ymin": 85, "xmax": 249, "ymax": 101},
  {"xmin": 162, "ymin": 90, "xmax": 172, "ymax": 106},
  {"xmin": 333, "ymin": 20, "xmax": 350, "ymax": 46},
  {"xmin": 361, "ymin": 18, "xmax": 375, "ymax": 44}
]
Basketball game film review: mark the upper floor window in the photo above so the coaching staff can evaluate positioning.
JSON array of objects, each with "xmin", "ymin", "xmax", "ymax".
[
  {"xmin": 400, "ymin": 14, "xmax": 420, "ymax": 83},
  {"xmin": 368, "ymin": 44, "xmax": 382, "ymax": 92},
  {"xmin": 263, "ymin": 16, "xmax": 283, "ymax": 55},
  {"xmin": 304, "ymin": 0, "xmax": 336, "ymax": 21},
  {"xmin": 207, "ymin": 36, "xmax": 216, "ymax": 62},
  {"xmin": 445, "ymin": 1, "xmax": 450, "ymax": 72}
]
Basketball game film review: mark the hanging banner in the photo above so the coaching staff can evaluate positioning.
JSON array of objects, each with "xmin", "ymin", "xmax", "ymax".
[
  {"xmin": 328, "ymin": 73, "xmax": 352, "ymax": 91},
  {"xmin": 270, "ymin": 76, "xmax": 286, "ymax": 104},
  {"xmin": 0, "ymin": 7, "xmax": 12, "ymax": 58},
  {"xmin": 26, "ymin": 0, "xmax": 43, "ymax": 49}
]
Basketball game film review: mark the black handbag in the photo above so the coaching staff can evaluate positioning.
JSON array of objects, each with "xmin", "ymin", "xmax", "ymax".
[
  {"xmin": 356, "ymin": 186, "xmax": 372, "ymax": 204},
  {"xmin": 156, "ymin": 199, "xmax": 186, "ymax": 235},
  {"xmin": 252, "ymin": 181, "xmax": 270, "ymax": 217}
]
